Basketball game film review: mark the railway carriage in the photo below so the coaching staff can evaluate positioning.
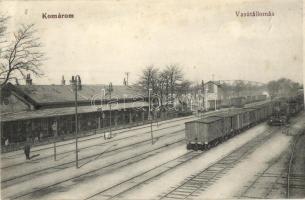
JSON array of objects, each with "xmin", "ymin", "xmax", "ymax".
[
  {"xmin": 213, "ymin": 110, "xmax": 242, "ymax": 135},
  {"xmin": 257, "ymin": 106, "xmax": 265, "ymax": 122},
  {"xmin": 185, "ymin": 116, "xmax": 225, "ymax": 150},
  {"xmin": 246, "ymin": 108, "xmax": 258, "ymax": 126},
  {"xmin": 241, "ymin": 109, "xmax": 251, "ymax": 129}
]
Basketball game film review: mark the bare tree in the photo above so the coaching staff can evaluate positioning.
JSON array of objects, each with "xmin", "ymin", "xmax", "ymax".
[
  {"xmin": 158, "ymin": 69, "xmax": 170, "ymax": 105},
  {"xmin": 137, "ymin": 65, "xmax": 159, "ymax": 96},
  {"xmin": 0, "ymin": 23, "xmax": 45, "ymax": 87},
  {"xmin": 177, "ymin": 80, "xmax": 192, "ymax": 96},
  {"xmin": 155, "ymin": 73, "xmax": 166, "ymax": 106},
  {"xmin": 164, "ymin": 65, "xmax": 183, "ymax": 101},
  {"xmin": 137, "ymin": 64, "xmax": 186, "ymax": 109}
]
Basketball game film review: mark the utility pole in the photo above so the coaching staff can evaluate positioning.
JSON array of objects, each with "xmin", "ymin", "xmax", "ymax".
[
  {"xmin": 101, "ymin": 89, "xmax": 105, "ymax": 139},
  {"xmin": 149, "ymin": 88, "xmax": 153, "ymax": 144},
  {"xmin": 205, "ymin": 86, "xmax": 208, "ymax": 112},
  {"xmin": 52, "ymin": 120, "xmax": 58, "ymax": 161},
  {"xmin": 108, "ymin": 82, "xmax": 113, "ymax": 138},
  {"xmin": 71, "ymin": 75, "xmax": 82, "ymax": 169},
  {"xmin": 201, "ymin": 80, "xmax": 205, "ymax": 116},
  {"xmin": 75, "ymin": 82, "xmax": 79, "ymax": 168}
]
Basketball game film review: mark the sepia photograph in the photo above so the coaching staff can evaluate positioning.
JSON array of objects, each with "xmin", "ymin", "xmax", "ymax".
[{"xmin": 0, "ymin": 0, "xmax": 304, "ymax": 199}]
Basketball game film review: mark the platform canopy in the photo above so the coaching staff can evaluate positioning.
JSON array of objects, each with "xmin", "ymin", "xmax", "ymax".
[{"xmin": 1, "ymin": 101, "xmax": 149, "ymax": 122}]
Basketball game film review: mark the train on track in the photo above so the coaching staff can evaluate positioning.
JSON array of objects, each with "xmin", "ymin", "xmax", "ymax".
[
  {"xmin": 185, "ymin": 96, "xmax": 303, "ymax": 151},
  {"xmin": 268, "ymin": 95, "xmax": 304, "ymax": 126}
]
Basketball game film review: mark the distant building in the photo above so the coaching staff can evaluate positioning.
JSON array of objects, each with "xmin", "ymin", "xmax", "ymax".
[{"xmin": 204, "ymin": 81, "xmax": 225, "ymax": 110}]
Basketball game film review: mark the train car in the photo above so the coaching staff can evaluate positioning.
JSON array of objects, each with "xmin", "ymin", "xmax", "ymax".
[
  {"xmin": 185, "ymin": 116, "xmax": 225, "ymax": 150},
  {"xmin": 246, "ymin": 108, "xmax": 258, "ymax": 126},
  {"xmin": 219, "ymin": 110, "xmax": 243, "ymax": 135},
  {"xmin": 241, "ymin": 109, "xmax": 251, "ymax": 128},
  {"xmin": 230, "ymin": 97, "xmax": 246, "ymax": 108},
  {"xmin": 248, "ymin": 102, "xmax": 271, "ymax": 122},
  {"xmin": 287, "ymin": 96, "xmax": 303, "ymax": 116},
  {"xmin": 245, "ymin": 96, "xmax": 252, "ymax": 104},
  {"xmin": 255, "ymin": 94, "xmax": 267, "ymax": 102}
]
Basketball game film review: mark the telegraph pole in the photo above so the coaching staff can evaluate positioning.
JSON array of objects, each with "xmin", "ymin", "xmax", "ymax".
[
  {"xmin": 149, "ymin": 88, "xmax": 153, "ymax": 144},
  {"xmin": 71, "ymin": 75, "xmax": 81, "ymax": 168},
  {"xmin": 108, "ymin": 82, "xmax": 113, "ymax": 138}
]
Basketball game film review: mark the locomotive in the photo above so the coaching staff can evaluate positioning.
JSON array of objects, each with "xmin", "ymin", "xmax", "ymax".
[
  {"xmin": 268, "ymin": 99, "xmax": 289, "ymax": 126},
  {"xmin": 268, "ymin": 95, "xmax": 303, "ymax": 126}
]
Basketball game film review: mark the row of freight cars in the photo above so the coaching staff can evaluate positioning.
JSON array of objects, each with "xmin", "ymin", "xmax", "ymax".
[
  {"xmin": 207, "ymin": 94, "xmax": 268, "ymax": 110},
  {"xmin": 228, "ymin": 94, "xmax": 267, "ymax": 108},
  {"xmin": 185, "ymin": 101, "xmax": 274, "ymax": 151},
  {"xmin": 185, "ymin": 95, "xmax": 304, "ymax": 150}
]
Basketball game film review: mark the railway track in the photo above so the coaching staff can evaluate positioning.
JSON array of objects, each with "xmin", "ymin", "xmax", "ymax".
[
  {"xmin": 287, "ymin": 133, "xmax": 305, "ymax": 199},
  {"xmin": 77, "ymin": 126, "xmax": 277, "ymax": 200},
  {"xmin": 2, "ymin": 109, "xmax": 234, "ymax": 188},
  {"xmin": 4, "ymin": 130, "xmax": 186, "ymax": 199},
  {"xmin": 287, "ymin": 134, "xmax": 298, "ymax": 198},
  {"xmin": 1, "ymin": 115, "xmax": 196, "ymax": 168},
  {"xmin": 85, "ymin": 149, "xmax": 203, "ymax": 200},
  {"xmin": 1, "ymin": 123, "xmax": 186, "ymax": 170},
  {"xmin": 2, "ymin": 109, "xmax": 232, "ymax": 172},
  {"xmin": 2, "ymin": 106, "xmax": 267, "ymax": 200},
  {"xmin": 234, "ymin": 115, "xmax": 304, "ymax": 199},
  {"xmin": 156, "ymin": 126, "xmax": 279, "ymax": 200},
  {"xmin": 236, "ymin": 150, "xmax": 289, "ymax": 199},
  {"xmin": 2, "ymin": 107, "xmax": 236, "ymax": 161},
  {"xmin": 2, "ymin": 127, "xmax": 185, "ymax": 187}
]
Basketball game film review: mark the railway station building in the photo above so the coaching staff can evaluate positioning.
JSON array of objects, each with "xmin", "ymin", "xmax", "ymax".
[{"xmin": 0, "ymin": 77, "xmax": 165, "ymax": 151}]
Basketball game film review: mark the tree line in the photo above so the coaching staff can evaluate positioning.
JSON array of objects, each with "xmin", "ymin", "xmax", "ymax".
[
  {"xmin": 136, "ymin": 65, "xmax": 303, "ymax": 106},
  {"xmin": 266, "ymin": 78, "xmax": 302, "ymax": 99}
]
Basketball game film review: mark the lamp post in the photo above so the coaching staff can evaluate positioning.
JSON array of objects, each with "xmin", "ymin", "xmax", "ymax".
[
  {"xmin": 108, "ymin": 83, "xmax": 113, "ymax": 138},
  {"xmin": 52, "ymin": 120, "xmax": 58, "ymax": 161},
  {"xmin": 205, "ymin": 87, "xmax": 208, "ymax": 112},
  {"xmin": 149, "ymin": 88, "xmax": 153, "ymax": 144},
  {"xmin": 71, "ymin": 75, "xmax": 81, "ymax": 168},
  {"xmin": 123, "ymin": 94, "xmax": 127, "ymax": 111},
  {"xmin": 101, "ymin": 89, "xmax": 106, "ymax": 139},
  {"xmin": 198, "ymin": 90, "xmax": 201, "ymax": 117}
]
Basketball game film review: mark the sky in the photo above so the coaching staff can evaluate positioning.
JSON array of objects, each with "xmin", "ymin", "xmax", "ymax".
[{"xmin": 1, "ymin": 0, "xmax": 303, "ymax": 85}]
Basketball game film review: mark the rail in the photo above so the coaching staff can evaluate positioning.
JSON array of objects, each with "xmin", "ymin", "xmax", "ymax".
[
  {"xmin": 286, "ymin": 134, "xmax": 299, "ymax": 198},
  {"xmin": 1, "ymin": 113, "xmax": 190, "ymax": 153}
]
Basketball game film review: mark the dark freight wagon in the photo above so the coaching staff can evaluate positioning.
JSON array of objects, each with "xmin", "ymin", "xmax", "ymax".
[
  {"xmin": 230, "ymin": 97, "xmax": 246, "ymax": 108},
  {"xmin": 185, "ymin": 116, "xmax": 225, "ymax": 150}
]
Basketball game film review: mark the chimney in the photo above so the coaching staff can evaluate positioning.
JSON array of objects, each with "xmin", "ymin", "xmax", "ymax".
[
  {"xmin": 61, "ymin": 75, "xmax": 66, "ymax": 85},
  {"xmin": 26, "ymin": 74, "xmax": 32, "ymax": 85}
]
